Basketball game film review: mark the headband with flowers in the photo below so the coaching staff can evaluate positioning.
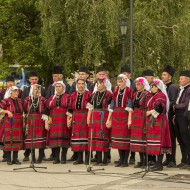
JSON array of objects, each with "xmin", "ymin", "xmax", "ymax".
[{"xmin": 135, "ymin": 77, "xmax": 150, "ymax": 91}]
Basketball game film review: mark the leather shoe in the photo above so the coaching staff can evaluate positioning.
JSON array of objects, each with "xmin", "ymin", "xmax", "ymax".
[
  {"xmin": 73, "ymin": 161, "xmax": 83, "ymax": 165},
  {"xmin": 150, "ymin": 164, "xmax": 163, "ymax": 171},
  {"xmin": 61, "ymin": 160, "xmax": 66, "ymax": 164},
  {"xmin": 162, "ymin": 160, "xmax": 169, "ymax": 166},
  {"xmin": 179, "ymin": 164, "xmax": 190, "ymax": 169},
  {"xmin": 42, "ymin": 157, "xmax": 48, "ymax": 161},
  {"xmin": 23, "ymin": 157, "xmax": 29, "ymax": 162},
  {"xmin": 121, "ymin": 163, "xmax": 128, "ymax": 167},
  {"xmin": 129, "ymin": 158, "xmax": 135, "ymax": 165},
  {"xmin": 7, "ymin": 161, "xmax": 13, "ymax": 165},
  {"xmin": 36, "ymin": 159, "xmax": 42, "ymax": 164},
  {"xmin": 47, "ymin": 157, "xmax": 54, "ymax": 161},
  {"xmin": 149, "ymin": 160, "xmax": 156, "ymax": 166},
  {"xmin": 115, "ymin": 162, "xmax": 122, "ymax": 167},
  {"xmin": 53, "ymin": 160, "xmax": 60, "ymax": 164},
  {"xmin": 167, "ymin": 162, "xmax": 176, "ymax": 168},
  {"xmin": 91, "ymin": 158, "xmax": 97, "ymax": 162},
  {"xmin": 67, "ymin": 156, "xmax": 77, "ymax": 162},
  {"xmin": 2, "ymin": 158, "xmax": 7, "ymax": 162},
  {"xmin": 175, "ymin": 162, "xmax": 187, "ymax": 168},
  {"xmin": 98, "ymin": 162, "xmax": 108, "ymax": 166},
  {"xmin": 134, "ymin": 162, "xmax": 143, "ymax": 168},
  {"xmin": 114, "ymin": 160, "xmax": 120, "ymax": 164},
  {"xmin": 12, "ymin": 159, "xmax": 21, "ymax": 165}
]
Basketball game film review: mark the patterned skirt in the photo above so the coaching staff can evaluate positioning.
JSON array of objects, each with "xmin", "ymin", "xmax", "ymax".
[
  {"xmin": 111, "ymin": 107, "xmax": 130, "ymax": 150},
  {"xmin": 71, "ymin": 110, "xmax": 88, "ymax": 151},
  {"xmin": 47, "ymin": 107, "xmax": 70, "ymax": 148},
  {"xmin": 130, "ymin": 109, "xmax": 146, "ymax": 153},
  {"xmin": 146, "ymin": 114, "xmax": 172, "ymax": 155},
  {"xmin": 3, "ymin": 114, "xmax": 24, "ymax": 151},
  {"xmin": 88, "ymin": 110, "xmax": 110, "ymax": 152},
  {"xmin": 24, "ymin": 113, "xmax": 47, "ymax": 149}
]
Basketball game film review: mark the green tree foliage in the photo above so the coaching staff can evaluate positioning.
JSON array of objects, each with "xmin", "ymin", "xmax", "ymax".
[
  {"xmin": 1, "ymin": 0, "xmax": 190, "ymax": 84},
  {"xmin": 38, "ymin": 0, "xmax": 127, "ymax": 76},
  {"xmin": 0, "ymin": 0, "xmax": 48, "ymax": 80},
  {"xmin": 133, "ymin": 0, "xmax": 190, "ymax": 80}
]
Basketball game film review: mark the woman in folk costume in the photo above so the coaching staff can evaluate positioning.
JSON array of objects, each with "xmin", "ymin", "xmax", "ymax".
[
  {"xmin": 87, "ymin": 77, "xmax": 112, "ymax": 166},
  {"xmin": 67, "ymin": 78, "xmax": 91, "ymax": 165},
  {"xmin": 45, "ymin": 81, "xmax": 70, "ymax": 164},
  {"xmin": 130, "ymin": 77, "xmax": 152, "ymax": 168},
  {"xmin": 146, "ymin": 79, "xmax": 171, "ymax": 171},
  {"xmin": 0, "ymin": 86, "xmax": 24, "ymax": 165},
  {"xmin": 23, "ymin": 84, "xmax": 47, "ymax": 164},
  {"xmin": 107, "ymin": 74, "xmax": 133, "ymax": 167}
]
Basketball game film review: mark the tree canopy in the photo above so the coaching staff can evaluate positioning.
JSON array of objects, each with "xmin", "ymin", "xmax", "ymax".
[{"xmin": 1, "ymin": 0, "xmax": 190, "ymax": 84}]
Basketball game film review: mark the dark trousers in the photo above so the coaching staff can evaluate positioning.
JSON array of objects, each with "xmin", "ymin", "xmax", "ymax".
[
  {"xmin": 24, "ymin": 148, "xmax": 45, "ymax": 158},
  {"xmin": 175, "ymin": 115, "xmax": 190, "ymax": 164},
  {"xmin": 96, "ymin": 151, "xmax": 108, "ymax": 164},
  {"xmin": 118, "ymin": 149, "xmax": 129, "ymax": 164},
  {"xmin": 53, "ymin": 147, "xmax": 68, "ymax": 162},
  {"xmin": 6, "ymin": 151, "xmax": 18, "ymax": 162},
  {"xmin": 166, "ymin": 116, "xmax": 176, "ymax": 162}
]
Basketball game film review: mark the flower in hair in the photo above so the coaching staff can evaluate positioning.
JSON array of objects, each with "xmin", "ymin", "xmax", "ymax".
[
  {"xmin": 138, "ymin": 78, "xmax": 144, "ymax": 84},
  {"xmin": 102, "ymin": 76, "xmax": 107, "ymax": 82},
  {"xmin": 154, "ymin": 79, "xmax": 160, "ymax": 85}
]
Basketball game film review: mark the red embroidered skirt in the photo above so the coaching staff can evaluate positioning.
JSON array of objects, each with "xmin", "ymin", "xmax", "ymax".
[
  {"xmin": 24, "ymin": 113, "xmax": 47, "ymax": 149},
  {"xmin": 0, "ymin": 120, "xmax": 4, "ymax": 148},
  {"xmin": 71, "ymin": 110, "xmax": 88, "ymax": 151},
  {"xmin": 88, "ymin": 110, "xmax": 110, "ymax": 152},
  {"xmin": 111, "ymin": 107, "xmax": 130, "ymax": 150},
  {"xmin": 146, "ymin": 114, "xmax": 172, "ymax": 155},
  {"xmin": 3, "ymin": 114, "xmax": 24, "ymax": 151},
  {"xmin": 130, "ymin": 109, "xmax": 146, "ymax": 153},
  {"xmin": 47, "ymin": 107, "xmax": 70, "ymax": 148}
]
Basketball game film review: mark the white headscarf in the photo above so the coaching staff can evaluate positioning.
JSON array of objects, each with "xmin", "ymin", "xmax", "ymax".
[
  {"xmin": 4, "ymin": 86, "xmax": 19, "ymax": 99},
  {"xmin": 93, "ymin": 76, "xmax": 112, "ymax": 93},
  {"xmin": 75, "ymin": 78, "xmax": 89, "ymax": 92},
  {"xmin": 153, "ymin": 79, "xmax": 170, "ymax": 113},
  {"xmin": 55, "ymin": 81, "xmax": 66, "ymax": 94},
  {"xmin": 135, "ymin": 77, "xmax": 150, "ymax": 91},
  {"xmin": 117, "ymin": 74, "xmax": 131, "ymax": 88}
]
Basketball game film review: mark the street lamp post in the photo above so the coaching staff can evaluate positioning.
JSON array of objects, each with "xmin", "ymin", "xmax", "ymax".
[{"xmin": 120, "ymin": 17, "xmax": 127, "ymax": 67}]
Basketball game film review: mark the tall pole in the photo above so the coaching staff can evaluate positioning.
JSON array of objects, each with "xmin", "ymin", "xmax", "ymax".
[
  {"xmin": 122, "ymin": 35, "xmax": 126, "ymax": 67},
  {"xmin": 130, "ymin": 0, "xmax": 133, "ymax": 74}
]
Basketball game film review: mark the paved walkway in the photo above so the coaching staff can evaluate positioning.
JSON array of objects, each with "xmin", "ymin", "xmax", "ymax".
[{"xmin": 0, "ymin": 147, "xmax": 190, "ymax": 190}]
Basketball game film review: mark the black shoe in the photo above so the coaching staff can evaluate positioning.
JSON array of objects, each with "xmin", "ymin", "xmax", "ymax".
[
  {"xmin": 149, "ymin": 160, "xmax": 156, "ymax": 166},
  {"xmin": 67, "ymin": 156, "xmax": 77, "ymax": 162},
  {"xmin": 134, "ymin": 162, "xmax": 143, "ymax": 168},
  {"xmin": 162, "ymin": 160, "xmax": 169, "ymax": 166},
  {"xmin": 167, "ymin": 162, "xmax": 176, "ymax": 168},
  {"xmin": 42, "ymin": 157, "xmax": 48, "ymax": 161},
  {"xmin": 36, "ymin": 159, "xmax": 42, "ymax": 164},
  {"xmin": 175, "ymin": 162, "xmax": 187, "ymax": 168},
  {"xmin": 115, "ymin": 162, "xmax": 123, "ymax": 167},
  {"xmin": 179, "ymin": 164, "xmax": 190, "ymax": 169},
  {"xmin": 73, "ymin": 161, "xmax": 83, "ymax": 165},
  {"xmin": 150, "ymin": 164, "xmax": 163, "ymax": 171},
  {"xmin": 47, "ymin": 156, "xmax": 54, "ymax": 161},
  {"xmin": 129, "ymin": 158, "xmax": 135, "ymax": 165},
  {"xmin": 23, "ymin": 157, "xmax": 30, "ymax": 162},
  {"xmin": 7, "ymin": 161, "xmax": 13, "ymax": 165},
  {"xmin": 107, "ymin": 159, "xmax": 111, "ymax": 163},
  {"xmin": 121, "ymin": 162, "xmax": 128, "ymax": 167},
  {"xmin": 61, "ymin": 160, "xmax": 66, "ymax": 164},
  {"xmin": 91, "ymin": 158, "xmax": 97, "ymax": 162},
  {"xmin": 12, "ymin": 159, "xmax": 21, "ymax": 165},
  {"xmin": 98, "ymin": 162, "xmax": 108, "ymax": 166},
  {"xmin": 53, "ymin": 160, "xmax": 60, "ymax": 164},
  {"xmin": 2, "ymin": 158, "xmax": 7, "ymax": 162},
  {"xmin": 93, "ymin": 162, "xmax": 99, "ymax": 166},
  {"xmin": 114, "ymin": 160, "xmax": 120, "ymax": 164}
]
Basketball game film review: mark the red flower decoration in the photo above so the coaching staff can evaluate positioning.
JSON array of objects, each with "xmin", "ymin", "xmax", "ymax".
[
  {"xmin": 31, "ymin": 82, "xmax": 36, "ymax": 85},
  {"xmin": 102, "ymin": 76, "xmax": 107, "ymax": 82},
  {"xmin": 154, "ymin": 79, "xmax": 160, "ymax": 85},
  {"xmin": 138, "ymin": 78, "xmax": 144, "ymax": 84}
]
